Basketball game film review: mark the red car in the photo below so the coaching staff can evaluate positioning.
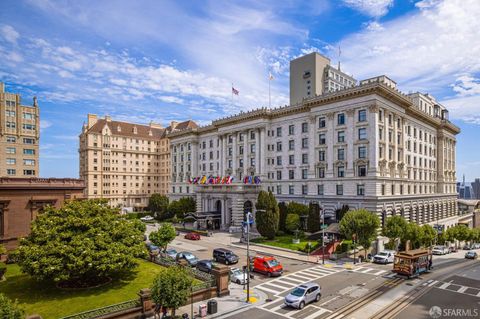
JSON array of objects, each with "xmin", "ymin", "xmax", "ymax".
[{"xmin": 184, "ymin": 232, "xmax": 201, "ymax": 240}]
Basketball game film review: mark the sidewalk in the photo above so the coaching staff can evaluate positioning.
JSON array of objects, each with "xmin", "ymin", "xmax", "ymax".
[{"xmin": 170, "ymin": 283, "xmax": 268, "ymax": 319}]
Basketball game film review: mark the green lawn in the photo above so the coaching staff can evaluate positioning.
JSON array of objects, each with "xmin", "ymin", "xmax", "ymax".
[
  {"xmin": 0, "ymin": 260, "xmax": 176, "ymax": 319},
  {"xmin": 252, "ymin": 235, "xmax": 318, "ymax": 252}
]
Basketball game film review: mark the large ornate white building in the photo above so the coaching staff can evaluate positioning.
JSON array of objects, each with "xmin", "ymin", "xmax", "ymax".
[{"xmin": 168, "ymin": 53, "xmax": 460, "ymax": 230}]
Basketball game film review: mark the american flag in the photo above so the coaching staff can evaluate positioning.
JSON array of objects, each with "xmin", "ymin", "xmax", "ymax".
[{"xmin": 232, "ymin": 86, "xmax": 239, "ymax": 95}]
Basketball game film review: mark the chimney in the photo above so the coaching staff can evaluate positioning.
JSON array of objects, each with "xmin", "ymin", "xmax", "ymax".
[
  {"xmin": 105, "ymin": 115, "xmax": 111, "ymax": 122},
  {"xmin": 0, "ymin": 82, "xmax": 4, "ymax": 93},
  {"xmin": 87, "ymin": 114, "xmax": 98, "ymax": 129},
  {"xmin": 33, "ymin": 96, "xmax": 38, "ymax": 107},
  {"xmin": 170, "ymin": 121, "xmax": 179, "ymax": 130}
]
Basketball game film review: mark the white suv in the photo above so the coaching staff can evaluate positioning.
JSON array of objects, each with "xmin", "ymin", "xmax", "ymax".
[{"xmin": 373, "ymin": 250, "xmax": 395, "ymax": 264}]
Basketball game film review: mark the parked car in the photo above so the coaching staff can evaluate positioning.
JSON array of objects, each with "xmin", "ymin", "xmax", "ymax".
[
  {"xmin": 140, "ymin": 215, "xmax": 154, "ymax": 222},
  {"xmin": 230, "ymin": 267, "xmax": 249, "ymax": 285},
  {"xmin": 448, "ymin": 246, "xmax": 458, "ymax": 253},
  {"xmin": 146, "ymin": 243, "xmax": 159, "ymax": 253},
  {"xmin": 176, "ymin": 251, "xmax": 199, "ymax": 267},
  {"xmin": 284, "ymin": 283, "xmax": 321, "ymax": 309},
  {"xmin": 372, "ymin": 250, "xmax": 395, "ymax": 264},
  {"xmin": 251, "ymin": 255, "xmax": 283, "ymax": 277},
  {"xmin": 184, "ymin": 232, "xmax": 201, "ymax": 240},
  {"xmin": 465, "ymin": 251, "xmax": 478, "ymax": 259},
  {"xmin": 164, "ymin": 248, "xmax": 178, "ymax": 260},
  {"xmin": 463, "ymin": 245, "xmax": 472, "ymax": 250},
  {"xmin": 432, "ymin": 246, "xmax": 448, "ymax": 255},
  {"xmin": 196, "ymin": 260, "xmax": 213, "ymax": 273},
  {"xmin": 213, "ymin": 248, "xmax": 239, "ymax": 265},
  {"xmin": 472, "ymin": 243, "xmax": 480, "ymax": 249}
]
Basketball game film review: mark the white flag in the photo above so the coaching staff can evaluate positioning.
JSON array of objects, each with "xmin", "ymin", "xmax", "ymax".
[{"xmin": 269, "ymin": 72, "xmax": 274, "ymax": 81}]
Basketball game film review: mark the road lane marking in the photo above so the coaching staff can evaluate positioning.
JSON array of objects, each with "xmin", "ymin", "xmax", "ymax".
[
  {"xmin": 439, "ymin": 282, "xmax": 450, "ymax": 289},
  {"xmin": 302, "ymin": 307, "xmax": 332, "ymax": 319},
  {"xmin": 373, "ymin": 270, "xmax": 387, "ymax": 275},
  {"xmin": 255, "ymin": 285, "xmax": 279, "ymax": 294},
  {"xmin": 458, "ymin": 286, "xmax": 468, "ymax": 293},
  {"xmin": 428, "ymin": 280, "xmax": 438, "ymax": 287},
  {"xmin": 286, "ymin": 274, "xmax": 315, "ymax": 282}
]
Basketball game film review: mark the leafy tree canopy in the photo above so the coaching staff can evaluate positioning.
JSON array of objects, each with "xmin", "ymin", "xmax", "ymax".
[
  {"xmin": 0, "ymin": 294, "xmax": 24, "ymax": 319},
  {"xmin": 17, "ymin": 199, "xmax": 146, "ymax": 285},
  {"xmin": 307, "ymin": 202, "xmax": 321, "ymax": 233},
  {"xmin": 168, "ymin": 197, "xmax": 196, "ymax": 219},
  {"xmin": 278, "ymin": 202, "xmax": 288, "ymax": 232},
  {"xmin": 255, "ymin": 191, "xmax": 279, "ymax": 239},
  {"xmin": 285, "ymin": 214, "xmax": 300, "ymax": 233},
  {"xmin": 339, "ymin": 209, "xmax": 380, "ymax": 256},
  {"xmin": 149, "ymin": 223, "xmax": 177, "ymax": 252},
  {"xmin": 383, "ymin": 215, "xmax": 407, "ymax": 249},
  {"xmin": 148, "ymin": 194, "xmax": 169, "ymax": 219},
  {"xmin": 287, "ymin": 202, "xmax": 309, "ymax": 216},
  {"xmin": 151, "ymin": 266, "xmax": 193, "ymax": 316}
]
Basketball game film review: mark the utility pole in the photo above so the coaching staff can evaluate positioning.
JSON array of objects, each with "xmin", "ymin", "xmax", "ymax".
[
  {"xmin": 321, "ymin": 206, "xmax": 325, "ymax": 264},
  {"xmin": 245, "ymin": 211, "xmax": 253, "ymax": 303},
  {"xmin": 353, "ymin": 233, "xmax": 357, "ymax": 265}
]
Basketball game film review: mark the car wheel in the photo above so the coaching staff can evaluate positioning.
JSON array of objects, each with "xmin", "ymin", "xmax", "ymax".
[
  {"xmin": 315, "ymin": 294, "xmax": 321, "ymax": 302},
  {"xmin": 299, "ymin": 301, "xmax": 305, "ymax": 310},
  {"xmin": 267, "ymin": 272, "xmax": 272, "ymax": 277},
  {"xmin": 225, "ymin": 260, "xmax": 229, "ymax": 265},
  {"xmin": 236, "ymin": 279, "xmax": 241, "ymax": 284}
]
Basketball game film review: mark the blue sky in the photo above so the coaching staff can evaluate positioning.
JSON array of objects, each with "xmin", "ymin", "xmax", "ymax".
[{"xmin": 1, "ymin": 0, "xmax": 480, "ymax": 181}]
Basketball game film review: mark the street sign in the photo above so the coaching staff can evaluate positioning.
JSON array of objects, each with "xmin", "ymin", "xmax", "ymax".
[{"xmin": 321, "ymin": 224, "xmax": 328, "ymax": 229}]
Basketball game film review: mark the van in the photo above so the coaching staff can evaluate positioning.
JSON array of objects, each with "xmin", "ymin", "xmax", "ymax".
[
  {"xmin": 213, "ymin": 248, "xmax": 239, "ymax": 265},
  {"xmin": 251, "ymin": 255, "xmax": 283, "ymax": 277}
]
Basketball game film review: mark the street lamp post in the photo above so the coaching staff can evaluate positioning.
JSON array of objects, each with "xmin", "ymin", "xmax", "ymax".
[
  {"xmin": 321, "ymin": 206, "xmax": 325, "ymax": 265},
  {"xmin": 245, "ymin": 211, "xmax": 254, "ymax": 304},
  {"xmin": 353, "ymin": 233, "xmax": 357, "ymax": 265}
]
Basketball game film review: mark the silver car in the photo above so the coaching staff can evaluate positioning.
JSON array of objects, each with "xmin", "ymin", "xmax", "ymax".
[
  {"xmin": 230, "ymin": 267, "xmax": 249, "ymax": 285},
  {"xmin": 284, "ymin": 283, "xmax": 321, "ymax": 309}
]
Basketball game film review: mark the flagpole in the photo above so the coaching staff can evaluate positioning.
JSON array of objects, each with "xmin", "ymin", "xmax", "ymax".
[{"xmin": 269, "ymin": 76, "xmax": 271, "ymax": 108}]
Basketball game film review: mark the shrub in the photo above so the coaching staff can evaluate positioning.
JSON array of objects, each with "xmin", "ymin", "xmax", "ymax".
[{"xmin": 0, "ymin": 293, "xmax": 24, "ymax": 319}]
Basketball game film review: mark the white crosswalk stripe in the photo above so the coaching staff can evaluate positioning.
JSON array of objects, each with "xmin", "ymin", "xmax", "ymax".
[
  {"xmin": 257, "ymin": 297, "xmax": 332, "ymax": 319},
  {"xmin": 254, "ymin": 266, "xmax": 343, "ymax": 296},
  {"xmin": 348, "ymin": 266, "xmax": 387, "ymax": 276},
  {"xmin": 433, "ymin": 281, "xmax": 480, "ymax": 298}
]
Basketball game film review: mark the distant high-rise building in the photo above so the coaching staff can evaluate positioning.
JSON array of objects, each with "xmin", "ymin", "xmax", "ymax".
[
  {"xmin": 289, "ymin": 52, "xmax": 356, "ymax": 106},
  {"xmin": 0, "ymin": 82, "xmax": 39, "ymax": 177},
  {"xmin": 79, "ymin": 114, "xmax": 197, "ymax": 210},
  {"xmin": 471, "ymin": 178, "xmax": 480, "ymax": 200}
]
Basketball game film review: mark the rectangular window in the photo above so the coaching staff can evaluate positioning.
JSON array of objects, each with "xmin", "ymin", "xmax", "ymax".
[
  {"xmin": 23, "ymin": 169, "xmax": 35, "ymax": 176},
  {"xmin": 302, "ymin": 169, "xmax": 308, "ymax": 179},
  {"xmin": 336, "ymin": 184, "xmax": 343, "ymax": 195},
  {"xmin": 289, "ymin": 125, "xmax": 295, "ymax": 135},
  {"xmin": 338, "ymin": 131, "xmax": 345, "ymax": 143},
  {"xmin": 289, "ymin": 170, "xmax": 294, "ymax": 179},
  {"xmin": 317, "ymin": 167, "xmax": 325, "ymax": 178},
  {"xmin": 24, "ymin": 159, "xmax": 35, "ymax": 166},
  {"xmin": 319, "ymin": 133, "xmax": 326, "ymax": 145},
  {"xmin": 289, "ymin": 154, "xmax": 295, "ymax": 165},
  {"xmin": 228, "ymin": 160, "xmax": 232, "ymax": 168},
  {"xmin": 250, "ymin": 144, "xmax": 255, "ymax": 153},
  {"xmin": 22, "ymin": 123, "xmax": 36, "ymax": 130},
  {"xmin": 277, "ymin": 185, "xmax": 282, "ymax": 195},
  {"xmin": 357, "ymin": 184, "xmax": 365, "ymax": 196},
  {"xmin": 337, "ymin": 166, "xmax": 345, "ymax": 177},
  {"xmin": 381, "ymin": 184, "xmax": 385, "ymax": 195},
  {"xmin": 338, "ymin": 148, "xmax": 345, "ymax": 161},
  {"xmin": 23, "ymin": 112, "xmax": 34, "ymax": 119},
  {"xmin": 276, "ymin": 142, "xmax": 282, "ymax": 151},
  {"xmin": 276, "ymin": 127, "xmax": 282, "ymax": 137},
  {"xmin": 358, "ymin": 128, "xmax": 367, "ymax": 140},
  {"xmin": 250, "ymin": 131, "xmax": 255, "ymax": 140},
  {"xmin": 302, "ymin": 185, "xmax": 308, "ymax": 195},
  {"xmin": 302, "ymin": 138, "xmax": 308, "ymax": 149},
  {"xmin": 250, "ymin": 158, "xmax": 255, "ymax": 166},
  {"xmin": 319, "ymin": 150, "xmax": 326, "ymax": 161},
  {"xmin": 318, "ymin": 117, "xmax": 326, "ymax": 128},
  {"xmin": 277, "ymin": 171, "xmax": 282, "ymax": 180},
  {"xmin": 358, "ymin": 165, "xmax": 367, "ymax": 177},
  {"xmin": 317, "ymin": 184, "xmax": 324, "ymax": 195},
  {"xmin": 239, "ymin": 159, "xmax": 244, "ymax": 168},
  {"xmin": 277, "ymin": 156, "xmax": 282, "ymax": 165},
  {"xmin": 6, "ymin": 121, "xmax": 16, "ymax": 128},
  {"xmin": 302, "ymin": 122, "xmax": 308, "ymax": 133},
  {"xmin": 239, "ymin": 146, "xmax": 244, "ymax": 155},
  {"xmin": 289, "ymin": 140, "xmax": 295, "ymax": 150},
  {"xmin": 358, "ymin": 110, "xmax": 367, "ymax": 122},
  {"xmin": 6, "ymin": 147, "xmax": 15, "ymax": 154},
  {"xmin": 302, "ymin": 153, "xmax": 308, "ymax": 164},
  {"xmin": 289, "ymin": 185, "xmax": 294, "ymax": 195},
  {"xmin": 6, "ymin": 158, "xmax": 16, "ymax": 165},
  {"xmin": 6, "ymin": 169, "xmax": 16, "ymax": 175},
  {"xmin": 228, "ymin": 147, "xmax": 232, "ymax": 156},
  {"xmin": 6, "ymin": 136, "xmax": 16, "ymax": 143},
  {"xmin": 337, "ymin": 113, "xmax": 345, "ymax": 125},
  {"xmin": 358, "ymin": 146, "xmax": 367, "ymax": 159}
]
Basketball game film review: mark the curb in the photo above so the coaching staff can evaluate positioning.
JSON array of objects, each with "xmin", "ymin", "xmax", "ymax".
[{"xmin": 229, "ymin": 242, "xmax": 318, "ymax": 264}]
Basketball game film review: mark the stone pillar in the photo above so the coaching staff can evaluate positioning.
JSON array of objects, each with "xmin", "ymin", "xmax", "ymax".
[
  {"xmin": 255, "ymin": 128, "xmax": 260, "ymax": 175},
  {"xmin": 219, "ymin": 135, "xmax": 223, "ymax": 175},
  {"xmin": 222, "ymin": 135, "xmax": 227, "ymax": 176},
  {"xmin": 326, "ymin": 112, "xmax": 335, "ymax": 178},
  {"xmin": 368, "ymin": 104, "xmax": 379, "ymax": 175},
  {"xmin": 192, "ymin": 141, "xmax": 199, "ymax": 177},
  {"xmin": 232, "ymin": 134, "xmax": 237, "ymax": 174},
  {"xmin": 243, "ymin": 131, "xmax": 248, "ymax": 177},
  {"xmin": 138, "ymin": 288, "xmax": 154, "ymax": 318},
  {"xmin": 259, "ymin": 127, "xmax": 266, "ymax": 177},
  {"xmin": 346, "ymin": 109, "xmax": 355, "ymax": 177},
  {"xmin": 211, "ymin": 264, "xmax": 230, "ymax": 297}
]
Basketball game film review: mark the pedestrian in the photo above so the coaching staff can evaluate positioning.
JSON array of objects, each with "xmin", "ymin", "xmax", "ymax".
[
  {"xmin": 154, "ymin": 304, "xmax": 161, "ymax": 319},
  {"xmin": 162, "ymin": 306, "xmax": 168, "ymax": 318}
]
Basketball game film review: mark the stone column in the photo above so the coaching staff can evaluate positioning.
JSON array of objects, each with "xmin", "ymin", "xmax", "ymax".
[
  {"xmin": 222, "ymin": 135, "xmax": 227, "ymax": 176},
  {"xmin": 308, "ymin": 115, "xmax": 316, "ymax": 178},
  {"xmin": 232, "ymin": 133, "xmax": 237, "ymax": 174},
  {"xmin": 255, "ymin": 128, "xmax": 260, "ymax": 175},
  {"xmin": 243, "ymin": 131, "xmax": 248, "ymax": 177},
  {"xmin": 368, "ymin": 104, "xmax": 379, "ymax": 175},
  {"xmin": 259, "ymin": 127, "xmax": 266, "ymax": 177},
  {"xmin": 219, "ymin": 135, "xmax": 223, "ymax": 175},
  {"xmin": 212, "ymin": 264, "xmax": 230, "ymax": 297},
  {"xmin": 138, "ymin": 288, "xmax": 154, "ymax": 318},
  {"xmin": 192, "ymin": 141, "xmax": 199, "ymax": 177},
  {"xmin": 326, "ymin": 112, "xmax": 335, "ymax": 178},
  {"xmin": 346, "ymin": 109, "xmax": 355, "ymax": 177}
]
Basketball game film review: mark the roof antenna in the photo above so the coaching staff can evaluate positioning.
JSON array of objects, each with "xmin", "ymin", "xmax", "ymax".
[{"xmin": 337, "ymin": 46, "xmax": 342, "ymax": 71}]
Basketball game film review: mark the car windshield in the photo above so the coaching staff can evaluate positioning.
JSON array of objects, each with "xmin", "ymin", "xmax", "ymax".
[
  {"xmin": 184, "ymin": 253, "xmax": 195, "ymax": 260},
  {"xmin": 232, "ymin": 270, "xmax": 242, "ymax": 276},
  {"xmin": 167, "ymin": 249, "xmax": 176, "ymax": 254},
  {"xmin": 267, "ymin": 259, "xmax": 279, "ymax": 267},
  {"xmin": 291, "ymin": 287, "xmax": 306, "ymax": 297},
  {"xmin": 378, "ymin": 252, "xmax": 388, "ymax": 256}
]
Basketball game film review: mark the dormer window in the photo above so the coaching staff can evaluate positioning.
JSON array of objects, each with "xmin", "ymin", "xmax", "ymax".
[
  {"xmin": 148, "ymin": 130, "xmax": 152, "ymax": 136},
  {"xmin": 133, "ymin": 126, "xmax": 138, "ymax": 134},
  {"xmin": 117, "ymin": 125, "xmax": 121, "ymax": 132}
]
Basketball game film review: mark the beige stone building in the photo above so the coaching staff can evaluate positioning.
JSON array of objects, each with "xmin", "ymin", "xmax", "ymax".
[
  {"xmin": 0, "ymin": 82, "xmax": 40, "ymax": 177},
  {"xmin": 79, "ymin": 114, "xmax": 197, "ymax": 210}
]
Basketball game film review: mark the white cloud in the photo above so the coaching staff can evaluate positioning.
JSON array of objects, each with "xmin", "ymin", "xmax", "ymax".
[
  {"xmin": 342, "ymin": 0, "xmax": 394, "ymax": 18},
  {"xmin": 442, "ymin": 94, "xmax": 480, "ymax": 124},
  {"xmin": 364, "ymin": 21, "xmax": 384, "ymax": 31},
  {"xmin": 40, "ymin": 120, "xmax": 52, "ymax": 131},
  {"xmin": 0, "ymin": 25, "xmax": 20, "ymax": 44},
  {"xmin": 451, "ymin": 75, "xmax": 480, "ymax": 97}
]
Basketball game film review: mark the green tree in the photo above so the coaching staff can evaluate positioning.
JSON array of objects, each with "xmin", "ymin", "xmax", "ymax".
[
  {"xmin": 339, "ymin": 209, "xmax": 380, "ymax": 257},
  {"xmin": 17, "ymin": 199, "xmax": 146, "ymax": 285},
  {"xmin": 151, "ymin": 266, "xmax": 193, "ymax": 317},
  {"xmin": 255, "ymin": 191, "xmax": 279, "ymax": 239},
  {"xmin": 335, "ymin": 205, "xmax": 350, "ymax": 222},
  {"xmin": 307, "ymin": 202, "xmax": 321, "ymax": 233},
  {"xmin": 149, "ymin": 223, "xmax": 177, "ymax": 252},
  {"xmin": 404, "ymin": 223, "xmax": 423, "ymax": 249},
  {"xmin": 278, "ymin": 202, "xmax": 288, "ymax": 232},
  {"xmin": 287, "ymin": 202, "xmax": 309, "ymax": 216},
  {"xmin": 168, "ymin": 197, "xmax": 196, "ymax": 219},
  {"xmin": 0, "ymin": 294, "xmax": 24, "ymax": 319},
  {"xmin": 420, "ymin": 224, "xmax": 437, "ymax": 248},
  {"xmin": 148, "ymin": 194, "xmax": 169, "ymax": 220},
  {"xmin": 382, "ymin": 215, "xmax": 408, "ymax": 250},
  {"xmin": 285, "ymin": 214, "xmax": 300, "ymax": 234}
]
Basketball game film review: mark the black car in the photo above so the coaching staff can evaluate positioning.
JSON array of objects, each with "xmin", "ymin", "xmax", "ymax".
[
  {"xmin": 196, "ymin": 260, "xmax": 213, "ymax": 273},
  {"xmin": 213, "ymin": 248, "xmax": 239, "ymax": 265}
]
